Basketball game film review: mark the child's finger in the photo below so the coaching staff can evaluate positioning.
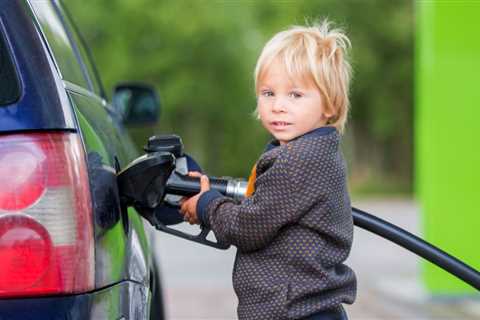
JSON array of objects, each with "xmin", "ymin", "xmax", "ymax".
[
  {"xmin": 188, "ymin": 171, "xmax": 202, "ymax": 177},
  {"xmin": 200, "ymin": 175, "xmax": 210, "ymax": 192},
  {"xmin": 180, "ymin": 201, "xmax": 188, "ymax": 215}
]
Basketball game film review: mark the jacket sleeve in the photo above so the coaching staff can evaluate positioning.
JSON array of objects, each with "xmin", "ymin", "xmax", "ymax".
[{"xmin": 197, "ymin": 146, "xmax": 333, "ymax": 253}]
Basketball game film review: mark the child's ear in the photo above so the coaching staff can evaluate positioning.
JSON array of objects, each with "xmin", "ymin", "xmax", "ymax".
[
  {"xmin": 323, "ymin": 111, "xmax": 334, "ymax": 119},
  {"xmin": 324, "ymin": 106, "xmax": 337, "ymax": 119}
]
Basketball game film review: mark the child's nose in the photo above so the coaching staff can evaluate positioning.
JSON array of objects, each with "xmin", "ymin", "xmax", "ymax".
[{"xmin": 272, "ymin": 97, "xmax": 287, "ymax": 113}]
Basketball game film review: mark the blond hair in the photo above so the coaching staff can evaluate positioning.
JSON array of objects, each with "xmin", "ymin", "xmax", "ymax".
[{"xmin": 254, "ymin": 20, "xmax": 352, "ymax": 133}]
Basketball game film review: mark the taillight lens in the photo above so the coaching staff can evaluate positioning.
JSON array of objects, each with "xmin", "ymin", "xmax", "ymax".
[
  {"xmin": 0, "ymin": 144, "xmax": 46, "ymax": 211},
  {"xmin": 0, "ymin": 132, "xmax": 94, "ymax": 298}
]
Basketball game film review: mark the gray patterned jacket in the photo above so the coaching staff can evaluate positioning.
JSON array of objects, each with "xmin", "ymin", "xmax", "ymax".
[{"xmin": 197, "ymin": 126, "xmax": 356, "ymax": 319}]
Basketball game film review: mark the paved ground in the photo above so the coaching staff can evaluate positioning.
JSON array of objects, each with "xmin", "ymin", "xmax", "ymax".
[{"xmin": 151, "ymin": 198, "xmax": 480, "ymax": 319}]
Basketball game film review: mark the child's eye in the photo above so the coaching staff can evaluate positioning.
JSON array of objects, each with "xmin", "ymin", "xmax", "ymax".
[
  {"xmin": 289, "ymin": 91, "xmax": 303, "ymax": 99},
  {"xmin": 261, "ymin": 90, "xmax": 274, "ymax": 97}
]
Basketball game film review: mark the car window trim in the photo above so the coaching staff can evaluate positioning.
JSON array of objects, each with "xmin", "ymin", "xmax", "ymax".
[
  {"xmin": 50, "ymin": 0, "xmax": 95, "ymax": 93},
  {"xmin": 27, "ymin": 0, "xmax": 94, "ymax": 95},
  {"xmin": 26, "ymin": 0, "xmax": 63, "ymax": 83},
  {"xmin": 63, "ymin": 80, "xmax": 113, "ymax": 112},
  {"xmin": 64, "ymin": 80, "xmax": 104, "ymax": 105},
  {"xmin": 58, "ymin": 0, "xmax": 107, "ymax": 99}
]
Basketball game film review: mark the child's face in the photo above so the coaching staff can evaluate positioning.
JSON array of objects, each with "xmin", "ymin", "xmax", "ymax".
[{"xmin": 257, "ymin": 59, "xmax": 331, "ymax": 145}]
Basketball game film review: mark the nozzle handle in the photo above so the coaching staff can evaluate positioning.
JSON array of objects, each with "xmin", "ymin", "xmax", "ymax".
[
  {"xmin": 158, "ymin": 172, "xmax": 231, "ymax": 250},
  {"xmin": 154, "ymin": 221, "xmax": 230, "ymax": 250},
  {"xmin": 161, "ymin": 172, "xmax": 247, "ymax": 250},
  {"xmin": 166, "ymin": 172, "xmax": 229, "ymax": 196}
]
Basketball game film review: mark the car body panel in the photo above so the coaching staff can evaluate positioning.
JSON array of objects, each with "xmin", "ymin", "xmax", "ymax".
[
  {"xmin": 68, "ymin": 88, "xmax": 151, "ymax": 289},
  {"xmin": 0, "ymin": 0, "xmax": 162, "ymax": 318},
  {"xmin": 0, "ymin": 280, "xmax": 149, "ymax": 319}
]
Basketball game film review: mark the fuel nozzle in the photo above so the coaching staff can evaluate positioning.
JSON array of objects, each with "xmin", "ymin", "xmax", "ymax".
[
  {"xmin": 144, "ymin": 134, "xmax": 184, "ymax": 157},
  {"xmin": 144, "ymin": 134, "xmax": 247, "ymax": 202},
  {"xmin": 118, "ymin": 134, "xmax": 247, "ymax": 249}
]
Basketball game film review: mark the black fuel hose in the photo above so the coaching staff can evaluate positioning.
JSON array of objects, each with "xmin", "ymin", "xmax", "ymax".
[
  {"xmin": 352, "ymin": 207, "xmax": 480, "ymax": 291},
  {"xmin": 161, "ymin": 174, "xmax": 480, "ymax": 290}
]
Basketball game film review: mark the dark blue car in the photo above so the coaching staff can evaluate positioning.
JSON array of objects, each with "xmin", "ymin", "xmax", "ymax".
[{"xmin": 0, "ymin": 0, "xmax": 165, "ymax": 318}]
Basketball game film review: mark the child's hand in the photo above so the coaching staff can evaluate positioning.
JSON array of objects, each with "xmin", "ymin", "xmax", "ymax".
[{"xmin": 179, "ymin": 172, "xmax": 210, "ymax": 225}]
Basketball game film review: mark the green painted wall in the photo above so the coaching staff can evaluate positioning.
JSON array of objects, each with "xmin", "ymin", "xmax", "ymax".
[{"xmin": 416, "ymin": 1, "xmax": 480, "ymax": 294}]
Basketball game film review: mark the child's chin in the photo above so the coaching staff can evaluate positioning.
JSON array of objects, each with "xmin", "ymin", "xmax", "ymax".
[{"xmin": 273, "ymin": 132, "xmax": 296, "ymax": 143}]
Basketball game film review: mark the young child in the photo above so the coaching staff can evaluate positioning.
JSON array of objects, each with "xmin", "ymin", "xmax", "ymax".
[{"xmin": 180, "ymin": 20, "xmax": 356, "ymax": 320}]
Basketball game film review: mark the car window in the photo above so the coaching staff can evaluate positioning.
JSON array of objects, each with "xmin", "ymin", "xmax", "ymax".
[
  {"xmin": 30, "ymin": 1, "xmax": 89, "ymax": 89},
  {"xmin": 57, "ymin": 3, "xmax": 104, "ymax": 98},
  {"xmin": 0, "ymin": 29, "xmax": 20, "ymax": 106}
]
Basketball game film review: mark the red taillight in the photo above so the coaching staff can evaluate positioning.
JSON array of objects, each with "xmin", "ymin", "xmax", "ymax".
[
  {"xmin": 0, "ymin": 144, "xmax": 46, "ymax": 211},
  {"xmin": 0, "ymin": 215, "xmax": 55, "ymax": 291},
  {"xmin": 0, "ymin": 132, "xmax": 94, "ymax": 298}
]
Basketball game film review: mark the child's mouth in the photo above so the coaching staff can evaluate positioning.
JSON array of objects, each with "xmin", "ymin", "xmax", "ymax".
[{"xmin": 271, "ymin": 121, "xmax": 291, "ymax": 128}]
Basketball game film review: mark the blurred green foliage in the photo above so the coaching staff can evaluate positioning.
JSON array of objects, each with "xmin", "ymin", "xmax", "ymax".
[{"xmin": 65, "ymin": 0, "xmax": 413, "ymax": 195}]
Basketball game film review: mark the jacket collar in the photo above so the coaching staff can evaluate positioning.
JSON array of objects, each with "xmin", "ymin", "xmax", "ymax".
[{"xmin": 264, "ymin": 126, "xmax": 337, "ymax": 153}]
